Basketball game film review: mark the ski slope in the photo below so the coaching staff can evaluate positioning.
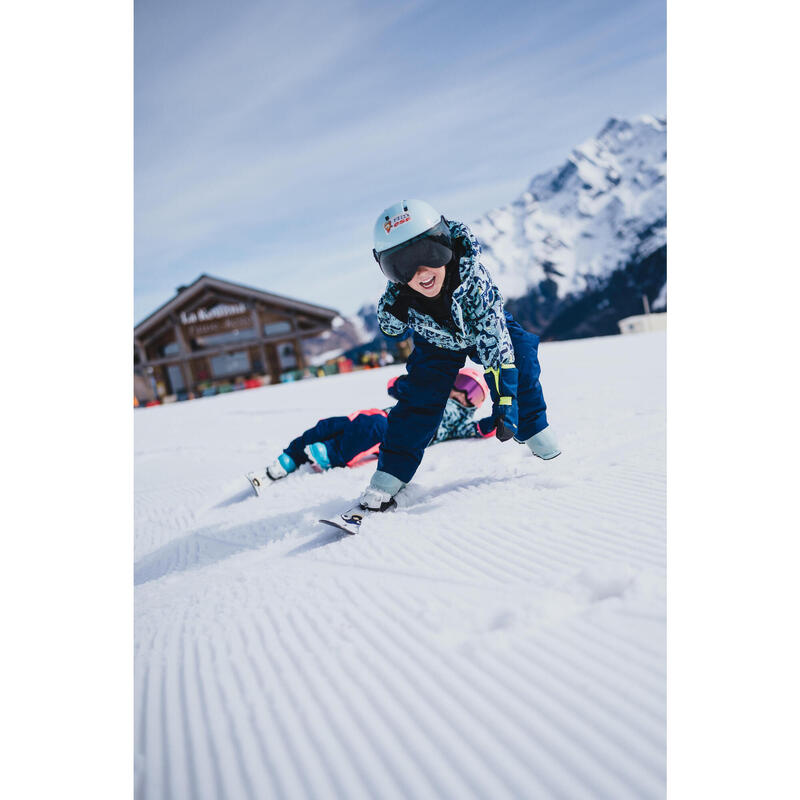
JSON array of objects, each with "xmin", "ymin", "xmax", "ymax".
[{"xmin": 134, "ymin": 331, "xmax": 666, "ymax": 800}]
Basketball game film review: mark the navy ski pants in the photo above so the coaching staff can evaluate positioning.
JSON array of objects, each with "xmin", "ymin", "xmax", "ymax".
[
  {"xmin": 284, "ymin": 413, "xmax": 388, "ymax": 469},
  {"xmin": 377, "ymin": 312, "xmax": 549, "ymax": 484}
]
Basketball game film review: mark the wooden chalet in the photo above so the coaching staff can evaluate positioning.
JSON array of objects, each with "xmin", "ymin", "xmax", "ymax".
[{"xmin": 134, "ymin": 274, "xmax": 340, "ymax": 401}]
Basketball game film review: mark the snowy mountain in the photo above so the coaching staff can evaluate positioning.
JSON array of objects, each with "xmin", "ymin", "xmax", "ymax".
[
  {"xmin": 299, "ymin": 312, "xmax": 372, "ymax": 365},
  {"xmin": 476, "ymin": 115, "xmax": 667, "ymax": 339},
  {"xmin": 472, "ymin": 116, "xmax": 666, "ymax": 302},
  {"xmin": 135, "ymin": 331, "xmax": 666, "ymax": 799}
]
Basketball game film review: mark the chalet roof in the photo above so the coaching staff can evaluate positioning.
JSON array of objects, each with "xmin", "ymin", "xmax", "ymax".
[{"xmin": 134, "ymin": 274, "xmax": 340, "ymax": 337}]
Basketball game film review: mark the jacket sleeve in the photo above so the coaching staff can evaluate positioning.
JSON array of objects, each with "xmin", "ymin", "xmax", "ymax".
[
  {"xmin": 377, "ymin": 283, "xmax": 410, "ymax": 338},
  {"xmin": 377, "ymin": 334, "xmax": 465, "ymax": 484},
  {"xmin": 387, "ymin": 374, "xmax": 413, "ymax": 401},
  {"xmin": 431, "ymin": 401, "xmax": 479, "ymax": 443},
  {"xmin": 463, "ymin": 260, "xmax": 515, "ymax": 369}
]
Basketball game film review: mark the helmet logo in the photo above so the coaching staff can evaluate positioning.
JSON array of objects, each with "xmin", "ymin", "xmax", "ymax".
[{"xmin": 385, "ymin": 211, "xmax": 411, "ymax": 234}]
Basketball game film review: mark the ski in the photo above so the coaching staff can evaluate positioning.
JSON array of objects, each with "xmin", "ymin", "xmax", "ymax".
[
  {"xmin": 245, "ymin": 472, "xmax": 268, "ymax": 497},
  {"xmin": 318, "ymin": 500, "xmax": 396, "ymax": 535},
  {"xmin": 318, "ymin": 515, "xmax": 362, "ymax": 535}
]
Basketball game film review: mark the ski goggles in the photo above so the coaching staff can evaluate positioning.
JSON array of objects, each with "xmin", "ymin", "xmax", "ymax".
[
  {"xmin": 373, "ymin": 219, "xmax": 453, "ymax": 283},
  {"xmin": 453, "ymin": 373, "xmax": 486, "ymax": 407}
]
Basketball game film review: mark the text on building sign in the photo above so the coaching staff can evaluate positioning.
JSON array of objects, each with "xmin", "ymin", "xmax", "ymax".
[{"xmin": 180, "ymin": 303, "xmax": 247, "ymax": 325}]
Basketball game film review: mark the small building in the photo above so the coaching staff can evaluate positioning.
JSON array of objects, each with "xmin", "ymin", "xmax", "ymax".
[
  {"xmin": 617, "ymin": 312, "xmax": 667, "ymax": 335},
  {"xmin": 134, "ymin": 274, "xmax": 340, "ymax": 402}
]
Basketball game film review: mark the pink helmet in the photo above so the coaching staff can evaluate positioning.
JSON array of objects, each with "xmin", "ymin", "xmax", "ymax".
[
  {"xmin": 388, "ymin": 368, "xmax": 488, "ymax": 407},
  {"xmin": 453, "ymin": 366, "xmax": 488, "ymax": 407}
]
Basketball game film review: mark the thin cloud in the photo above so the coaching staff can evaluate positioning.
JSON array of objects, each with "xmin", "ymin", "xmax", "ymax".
[{"xmin": 135, "ymin": 0, "xmax": 665, "ymax": 321}]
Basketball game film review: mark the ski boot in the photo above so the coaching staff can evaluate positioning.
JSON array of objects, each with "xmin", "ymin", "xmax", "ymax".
[
  {"xmin": 319, "ymin": 487, "xmax": 396, "ymax": 534},
  {"xmin": 245, "ymin": 453, "xmax": 296, "ymax": 496},
  {"xmin": 304, "ymin": 442, "xmax": 331, "ymax": 470}
]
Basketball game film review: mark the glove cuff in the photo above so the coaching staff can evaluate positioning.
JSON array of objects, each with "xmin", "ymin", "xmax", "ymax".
[
  {"xmin": 484, "ymin": 363, "xmax": 518, "ymax": 402},
  {"xmin": 476, "ymin": 419, "xmax": 496, "ymax": 438}
]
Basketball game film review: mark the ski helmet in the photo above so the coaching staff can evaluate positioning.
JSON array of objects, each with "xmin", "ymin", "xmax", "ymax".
[
  {"xmin": 372, "ymin": 199, "xmax": 453, "ymax": 284},
  {"xmin": 452, "ymin": 367, "xmax": 488, "ymax": 407}
]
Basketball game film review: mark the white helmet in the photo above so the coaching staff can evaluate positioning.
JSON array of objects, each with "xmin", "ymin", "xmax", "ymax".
[{"xmin": 372, "ymin": 199, "xmax": 453, "ymax": 283}]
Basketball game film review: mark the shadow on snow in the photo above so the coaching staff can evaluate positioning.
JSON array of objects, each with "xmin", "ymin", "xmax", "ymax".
[
  {"xmin": 134, "ymin": 467, "xmax": 548, "ymax": 586},
  {"xmin": 134, "ymin": 499, "xmax": 348, "ymax": 586}
]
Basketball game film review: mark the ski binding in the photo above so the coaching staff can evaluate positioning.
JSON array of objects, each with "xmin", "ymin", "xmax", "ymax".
[
  {"xmin": 319, "ymin": 499, "xmax": 396, "ymax": 535},
  {"xmin": 319, "ymin": 506, "xmax": 366, "ymax": 535}
]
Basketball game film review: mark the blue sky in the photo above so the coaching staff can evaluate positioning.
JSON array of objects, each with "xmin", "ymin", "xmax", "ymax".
[{"xmin": 135, "ymin": 0, "xmax": 665, "ymax": 322}]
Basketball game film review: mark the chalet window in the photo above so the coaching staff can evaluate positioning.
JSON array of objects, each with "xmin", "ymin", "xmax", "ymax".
[
  {"xmin": 278, "ymin": 343, "xmax": 297, "ymax": 370},
  {"xmin": 166, "ymin": 365, "xmax": 186, "ymax": 393},
  {"xmin": 210, "ymin": 351, "xmax": 251, "ymax": 378},
  {"xmin": 194, "ymin": 328, "xmax": 256, "ymax": 347},
  {"xmin": 160, "ymin": 341, "xmax": 180, "ymax": 357},
  {"xmin": 264, "ymin": 320, "xmax": 292, "ymax": 336}
]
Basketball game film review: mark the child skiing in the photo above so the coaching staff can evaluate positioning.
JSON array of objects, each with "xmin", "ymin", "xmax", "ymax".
[
  {"xmin": 246, "ymin": 368, "xmax": 495, "ymax": 496},
  {"xmin": 348, "ymin": 198, "xmax": 560, "ymax": 520}
]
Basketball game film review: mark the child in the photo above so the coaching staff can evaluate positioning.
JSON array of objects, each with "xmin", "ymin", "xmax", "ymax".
[
  {"xmin": 246, "ymin": 368, "xmax": 495, "ymax": 495},
  {"xmin": 355, "ymin": 198, "xmax": 560, "ymax": 514}
]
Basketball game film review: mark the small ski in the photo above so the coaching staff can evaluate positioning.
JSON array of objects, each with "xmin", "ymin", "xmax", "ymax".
[
  {"xmin": 319, "ymin": 500, "xmax": 396, "ymax": 535},
  {"xmin": 319, "ymin": 514, "xmax": 362, "ymax": 535},
  {"xmin": 245, "ymin": 472, "xmax": 268, "ymax": 497}
]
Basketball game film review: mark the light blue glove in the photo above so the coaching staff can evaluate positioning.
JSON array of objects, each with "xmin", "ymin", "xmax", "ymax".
[{"xmin": 527, "ymin": 427, "xmax": 561, "ymax": 460}]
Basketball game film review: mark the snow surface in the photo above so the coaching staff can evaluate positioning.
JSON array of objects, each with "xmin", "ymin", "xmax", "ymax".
[{"xmin": 135, "ymin": 331, "xmax": 666, "ymax": 800}]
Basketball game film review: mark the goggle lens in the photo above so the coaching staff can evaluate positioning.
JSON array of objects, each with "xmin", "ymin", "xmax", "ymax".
[
  {"xmin": 453, "ymin": 374, "xmax": 485, "ymax": 406},
  {"xmin": 374, "ymin": 220, "xmax": 453, "ymax": 283}
]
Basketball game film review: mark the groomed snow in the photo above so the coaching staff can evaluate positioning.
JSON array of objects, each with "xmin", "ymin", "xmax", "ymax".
[{"xmin": 135, "ymin": 331, "xmax": 666, "ymax": 800}]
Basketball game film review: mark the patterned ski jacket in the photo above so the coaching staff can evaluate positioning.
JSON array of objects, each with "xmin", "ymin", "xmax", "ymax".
[
  {"xmin": 376, "ymin": 220, "xmax": 515, "ymax": 370},
  {"xmin": 431, "ymin": 398, "xmax": 483, "ymax": 443}
]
